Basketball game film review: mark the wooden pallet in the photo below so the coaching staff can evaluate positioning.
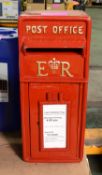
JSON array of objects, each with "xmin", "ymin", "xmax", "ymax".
[
  {"xmin": 85, "ymin": 128, "xmax": 102, "ymax": 155},
  {"xmin": 0, "ymin": 20, "xmax": 17, "ymax": 28}
]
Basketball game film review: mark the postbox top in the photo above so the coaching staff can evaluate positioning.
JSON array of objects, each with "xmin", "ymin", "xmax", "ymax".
[
  {"xmin": 20, "ymin": 10, "xmax": 89, "ymax": 18},
  {"xmin": 19, "ymin": 10, "xmax": 91, "ymax": 49}
]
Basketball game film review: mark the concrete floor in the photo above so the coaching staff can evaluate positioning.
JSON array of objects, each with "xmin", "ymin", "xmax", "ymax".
[
  {"xmin": 85, "ymin": 7, "xmax": 102, "ymax": 173},
  {"xmin": 86, "ymin": 8, "xmax": 102, "ymax": 67},
  {"xmin": 86, "ymin": 8, "xmax": 102, "ymax": 173},
  {"xmin": 88, "ymin": 70, "xmax": 102, "ymax": 102},
  {"xmin": 87, "ymin": 69, "xmax": 102, "ymax": 128},
  {"xmin": 85, "ymin": 7, "xmax": 102, "ymax": 129},
  {"xmin": 0, "ymin": 133, "xmax": 90, "ymax": 175}
]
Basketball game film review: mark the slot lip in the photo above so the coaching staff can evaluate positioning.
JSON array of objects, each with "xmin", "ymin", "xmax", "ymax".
[
  {"xmin": 23, "ymin": 48, "xmax": 83, "ymax": 55},
  {"xmin": 20, "ymin": 38, "xmax": 86, "ymax": 52}
]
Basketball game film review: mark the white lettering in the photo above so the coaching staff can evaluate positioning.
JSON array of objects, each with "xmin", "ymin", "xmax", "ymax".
[
  {"xmin": 37, "ymin": 26, "xmax": 42, "ymax": 34},
  {"xmin": 73, "ymin": 26, "xmax": 77, "ymax": 34},
  {"xmin": 79, "ymin": 26, "xmax": 84, "ymax": 35},
  {"xmin": 43, "ymin": 26, "xmax": 48, "ymax": 34},
  {"xmin": 36, "ymin": 60, "xmax": 74, "ymax": 78},
  {"xmin": 36, "ymin": 61, "xmax": 48, "ymax": 77},
  {"xmin": 61, "ymin": 62, "xmax": 74, "ymax": 77},
  {"xmin": 53, "ymin": 26, "xmax": 58, "ymax": 34},
  {"xmin": 32, "ymin": 26, "xmax": 37, "ymax": 33},
  {"xmin": 69, "ymin": 26, "xmax": 73, "ymax": 34},
  {"xmin": 64, "ymin": 26, "xmax": 69, "ymax": 34},
  {"xmin": 58, "ymin": 26, "xmax": 63, "ymax": 34},
  {"xmin": 26, "ymin": 25, "xmax": 84, "ymax": 35},
  {"xmin": 26, "ymin": 25, "xmax": 48, "ymax": 34},
  {"xmin": 26, "ymin": 25, "xmax": 31, "ymax": 32}
]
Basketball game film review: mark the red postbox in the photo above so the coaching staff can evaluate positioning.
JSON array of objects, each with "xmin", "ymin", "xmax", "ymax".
[{"xmin": 18, "ymin": 11, "xmax": 91, "ymax": 162}]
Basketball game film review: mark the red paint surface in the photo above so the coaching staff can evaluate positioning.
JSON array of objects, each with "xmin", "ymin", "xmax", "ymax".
[{"xmin": 18, "ymin": 11, "xmax": 91, "ymax": 162}]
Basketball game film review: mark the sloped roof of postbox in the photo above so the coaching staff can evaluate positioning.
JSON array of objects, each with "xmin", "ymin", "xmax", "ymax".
[
  {"xmin": 19, "ymin": 10, "xmax": 91, "ymax": 20},
  {"xmin": 18, "ymin": 11, "xmax": 91, "ymax": 49}
]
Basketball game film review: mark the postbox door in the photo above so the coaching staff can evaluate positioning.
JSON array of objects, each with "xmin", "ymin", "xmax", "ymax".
[{"xmin": 29, "ymin": 83, "xmax": 82, "ymax": 162}]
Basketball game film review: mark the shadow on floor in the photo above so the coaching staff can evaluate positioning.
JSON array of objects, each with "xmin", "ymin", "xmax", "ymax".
[
  {"xmin": 2, "ymin": 131, "xmax": 22, "ymax": 160},
  {"xmin": 88, "ymin": 155, "xmax": 102, "ymax": 175}
]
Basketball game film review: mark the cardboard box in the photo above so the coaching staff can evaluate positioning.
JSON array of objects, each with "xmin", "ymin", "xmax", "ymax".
[
  {"xmin": 0, "ymin": 0, "xmax": 18, "ymax": 19},
  {"xmin": 53, "ymin": 0, "xmax": 63, "ymax": 3},
  {"xmin": 26, "ymin": 2, "xmax": 65, "ymax": 11},
  {"xmin": 26, "ymin": 3, "xmax": 45, "ymax": 10},
  {"xmin": 47, "ymin": 3, "xmax": 65, "ymax": 10},
  {"xmin": 33, "ymin": 0, "xmax": 45, "ymax": 2}
]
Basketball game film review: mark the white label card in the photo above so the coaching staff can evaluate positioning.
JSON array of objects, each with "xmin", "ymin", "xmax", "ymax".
[
  {"xmin": 43, "ymin": 104, "xmax": 67, "ymax": 148},
  {"xmin": 0, "ymin": 63, "xmax": 9, "ymax": 102},
  {"xmin": 2, "ymin": 1, "xmax": 18, "ymax": 18},
  {"xmin": 54, "ymin": 0, "xmax": 61, "ymax": 3}
]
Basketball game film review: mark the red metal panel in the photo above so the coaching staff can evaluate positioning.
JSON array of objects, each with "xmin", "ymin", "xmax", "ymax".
[
  {"xmin": 18, "ymin": 11, "xmax": 88, "ymax": 49},
  {"xmin": 20, "ymin": 52, "xmax": 84, "ymax": 82},
  {"xmin": 18, "ymin": 11, "xmax": 91, "ymax": 162},
  {"xmin": 20, "ymin": 83, "xmax": 30, "ymax": 161},
  {"xmin": 29, "ymin": 83, "xmax": 81, "ymax": 162}
]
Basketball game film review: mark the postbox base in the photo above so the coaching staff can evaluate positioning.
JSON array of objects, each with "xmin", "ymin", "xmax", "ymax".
[
  {"xmin": 20, "ymin": 82, "xmax": 86, "ymax": 163},
  {"xmin": 19, "ymin": 11, "xmax": 91, "ymax": 163},
  {"xmin": 22, "ymin": 157, "xmax": 83, "ymax": 163}
]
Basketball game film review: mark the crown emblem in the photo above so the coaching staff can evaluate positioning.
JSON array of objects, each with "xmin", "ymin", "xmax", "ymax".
[{"xmin": 48, "ymin": 58, "xmax": 60, "ymax": 73}]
